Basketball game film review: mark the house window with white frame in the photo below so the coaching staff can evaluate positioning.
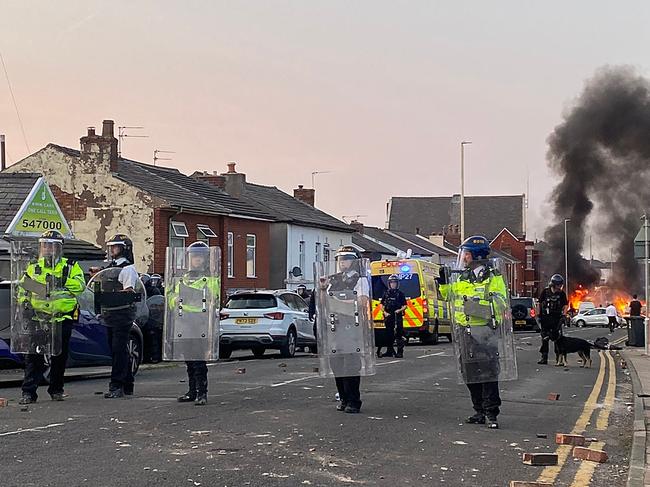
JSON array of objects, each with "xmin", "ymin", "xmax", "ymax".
[
  {"xmin": 246, "ymin": 234, "xmax": 256, "ymax": 278},
  {"xmin": 299, "ymin": 240, "xmax": 306, "ymax": 275},
  {"xmin": 196, "ymin": 224, "xmax": 217, "ymax": 244},
  {"xmin": 170, "ymin": 221, "xmax": 189, "ymax": 268},
  {"xmin": 315, "ymin": 242, "xmax": 322, "ymax": 262},
  {"xmin": 227, "ymin": 232, "xmax": 234, "ymax": 277}
]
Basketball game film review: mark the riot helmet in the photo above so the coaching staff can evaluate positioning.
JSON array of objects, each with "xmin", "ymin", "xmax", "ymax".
[
  {"xmin": 388, "ymin": 274, "xmax": 399, "ymax": 289},
  {"xmin": 456, "ymin": 235, "xmax": 490, "ymax": 270},
  {"xmin": 106, "ymin": 234, "xmax": 134, "ymax": 264},
  {"xmin": 140, "ymin": 273, "xmax": 151, "ymax": 287},
  {"xmin": 335, "ymin": 245, "xmax": 361, "ymax": 273},
  {"xmin": 549, "ymin": 274, "xmax": 564, "ymax": 289},
  {"xmin": 39, "ymin": 230, "xmax": 64, "ymax": 267},
  {"xmin": 187, "ymin": 241, "xmax": 210, "ymax": 272},
  {"xmin": 296, "ymin": 284, "xmax": 307, "ymax": 297}
]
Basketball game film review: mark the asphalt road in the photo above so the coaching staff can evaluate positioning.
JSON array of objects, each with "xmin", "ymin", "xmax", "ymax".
[{"xmin": 0, "ymin": 327, "xmax": 633, "ymax": 487}]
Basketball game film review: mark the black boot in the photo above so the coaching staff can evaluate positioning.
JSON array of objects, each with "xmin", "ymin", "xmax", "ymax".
[
  {"xmin": 19, "ymin": 394, "xmax": 36, "ymax": 405},
  {"xmin": 104, "ymin": 388, "xmax": 125, "ymax": 399},
  {"xmin": 537, "ymin": 354, "xmax": 548, "ymax": 365},
  {"xmin": 487, "ymin": 416, "xmax": 499, "ymax": 429},
  {"xmin": 178, "ymin": 392, "xmax": 196, "ymax": 403},
  {"xmin": 195, "ymin": 394, "xmax": 207, "ymax": 406},
  {"xmin": 395, "ymin": 338, "xmax": 405, "ymax": 358},
  {"xmin": 466, "ymin": 413, "xmax": 486, "ymax": 424}
]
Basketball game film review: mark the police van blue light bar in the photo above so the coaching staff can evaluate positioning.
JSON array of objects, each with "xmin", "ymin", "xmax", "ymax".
[{"xmin": 400, "ymin": 265, "xmax": 411, "ymax": 273}]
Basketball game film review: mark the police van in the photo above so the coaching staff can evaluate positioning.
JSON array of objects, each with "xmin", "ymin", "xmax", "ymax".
[{"xmin": 370, "ymin": 259, "xmax": 452, "ymax": 345}]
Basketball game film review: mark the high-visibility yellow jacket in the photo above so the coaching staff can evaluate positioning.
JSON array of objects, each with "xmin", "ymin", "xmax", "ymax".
[
  {"xmin": 19, "ymin": 257, "xmax": 85, "ymax": 321},
  {"xmin": 439, "ymin": 266, "xmax": 507, "ymax": 327},
  {"xmin": 168, "ymin": 274, "xmax": 220, "ymax": 314}
]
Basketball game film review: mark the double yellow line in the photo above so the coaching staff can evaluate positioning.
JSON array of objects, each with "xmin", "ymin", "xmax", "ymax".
[{"xmin": 536, "ymin": 350, "xmax": 617, "ymax": 486}]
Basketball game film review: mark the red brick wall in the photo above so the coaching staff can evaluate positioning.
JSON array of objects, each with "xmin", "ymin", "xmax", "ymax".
[
  {"xmin": 491, "ymin": 230, "xmax": 526, "ymax": 296},
  {"xmin": 153, "ymin": 209, "xmax": 271, "ymax": 296},
  {"xmin": 50, "ymin": 185, "xmax": 88, "ymax": 221}
]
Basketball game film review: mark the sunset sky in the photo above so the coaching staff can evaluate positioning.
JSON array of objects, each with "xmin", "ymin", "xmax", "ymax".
[{"xmin": 1, "ymin": 1, "xmax": 649, "ymax": 251}]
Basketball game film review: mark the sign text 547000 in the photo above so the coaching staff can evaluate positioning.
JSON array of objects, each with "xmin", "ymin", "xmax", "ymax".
[{"xmin": 22, "ymin": 219, "xmax": 63, "ymax": 230}]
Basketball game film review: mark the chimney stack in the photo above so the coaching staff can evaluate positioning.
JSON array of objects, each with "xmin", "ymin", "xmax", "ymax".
[
  {"xmin": 349, "ymin": 220, "xmax": 364, "ymax": 233},
  {"xmin": 192, "ymin": 170, "xmax": 226, "ymax": 189},
  {"xmin": 294, "ymin": 184, "xmax": 315, "ymax": 207},
  {"xmin": 80, "ymin": 119, "xmax": 119, "ymax": 172},
  {"xmin": 221, "ymin": 161, "xmax": 246, "ymax": 198}
]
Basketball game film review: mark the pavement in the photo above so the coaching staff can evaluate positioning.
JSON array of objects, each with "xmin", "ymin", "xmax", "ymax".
[{"xmin": 0, "ymin": 327, "xmax": 634, "ymax": 487}]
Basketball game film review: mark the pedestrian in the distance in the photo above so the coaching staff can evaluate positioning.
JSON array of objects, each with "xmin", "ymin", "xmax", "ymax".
[
  {"xmin": 629, "ymin": 294, "xmax": 642, "ymax": 317},
  {"xmin": 606, "ymin": 303, "xmax": 618, "ymax": 333}
]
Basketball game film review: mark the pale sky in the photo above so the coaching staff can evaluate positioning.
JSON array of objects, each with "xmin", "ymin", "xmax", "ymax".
[{"xmin": 2, "ymin": 1, "xmax": 649, "ymax": 250}]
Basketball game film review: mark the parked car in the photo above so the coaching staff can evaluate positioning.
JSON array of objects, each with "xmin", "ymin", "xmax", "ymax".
[
  {"xmin": 510, "ymin": 297, "xmax": 540, "ymax": 331},
  {"xmin": 219, "ymin": 290, "xmax": 317, "ymax": 359},
  {"xmin": 0, "ymin": 280, "xmax": 144, "ymax": 375},
  {"xmin": 571, "ymin": 307, "xmax": 626, "ymax": 328}
]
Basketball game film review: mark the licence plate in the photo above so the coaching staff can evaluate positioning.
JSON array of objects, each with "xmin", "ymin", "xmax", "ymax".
[
  {"xmin": 515, "ymin": 320, "xmax": 526, "ymax": 325},
  {"xmin": 235, "ymin": 318, "xmax": 257, "ymax": 325}
]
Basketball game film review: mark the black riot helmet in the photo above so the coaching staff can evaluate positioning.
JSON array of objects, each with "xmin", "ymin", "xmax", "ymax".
[
  {"xmin": 388, "ymin": 274, "xmax": 399, "ymax": 288},
  {"xmin": 550, "ymin": 274, "xmax": 565, "ymax": 288},
  {"xmin": 106, "ymin": 234, "xmax": 134, "ymax": 264}
]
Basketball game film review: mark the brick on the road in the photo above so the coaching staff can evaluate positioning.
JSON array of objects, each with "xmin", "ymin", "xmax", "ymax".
[
  {"xmin": 547, "ymin": 392, "xmax": 560, "ymax": 401},
  {"xmin": 555, "ymin": 433, "xmax": 586, "ymax": 446},
  {"xmin": 522, "ymin": 453, "xmax": 559, "ymax": 466},
  {"xmin": 572, "ymin": 446, "xmax": 609, "ymax": 463}
]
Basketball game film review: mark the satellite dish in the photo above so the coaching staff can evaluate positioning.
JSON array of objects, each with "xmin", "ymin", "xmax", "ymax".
[{"xmin": 291, "ymin": 266, "xmax": 303, "ymax": 278}]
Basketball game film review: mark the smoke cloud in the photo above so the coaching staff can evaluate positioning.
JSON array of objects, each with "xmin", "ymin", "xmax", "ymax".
[{"xmin": 544, "ymin": 65, "xmax": 650, "ymax": 293}]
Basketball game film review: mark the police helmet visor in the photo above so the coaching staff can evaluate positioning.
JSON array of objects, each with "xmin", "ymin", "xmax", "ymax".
[
  {"xmin": 107, "ymin": 243, "xmax": 126, "ymax": 259},
  {"xmin": 188, "ymin": 251, "xmax": 208, "ymax": 270},
  {"xmin": 455, "ymin": 248, "xmax": 475, "ymax": 270},
  {"xmin": 39, "ymin": 240, "xmax": 63, "ymax": 261}
]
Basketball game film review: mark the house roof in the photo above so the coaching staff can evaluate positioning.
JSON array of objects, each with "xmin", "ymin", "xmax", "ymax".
[
  {"xmin": 388, "ymin": 194, "xmax": 525, "ymax": 240},
  {"xmin": 43, "ymin": 144, "xmax": 274, "ymax": 220},
  {"xmin": 360, "ymin": 226, "xmax": 435, "ymax": 256},
  {"xmin": 387, "ymin": 230, "xmax": 457, "ymax": 257},
  {"xmin": 352, "ymin": 232, "xmax": 394, "ymax": 255},
  {"xmin": 240, "ymin": 182, "xmax": 353, "ymax": 232},
  {"xmin": 115, "ymin": 159, "xmax": 274, "ymax": 220},
  {"xmin": 0, "ymin": 173, "xmax": 41, "ymax": 234}
]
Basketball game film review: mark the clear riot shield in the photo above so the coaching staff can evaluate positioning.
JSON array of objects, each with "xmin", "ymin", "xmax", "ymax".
[
  {"xmin": 315, "ymin": 259, "xmax": 376, "ymax": 378},
  {"xmin": 449, "ymin": 257, "xmax": 517, "ymax": 384},
  {"xmin": 163, "ymin": 246, "xmax": 221, "ymax": 362},
  {"xmin": 10, "ymin": 240, "xmax": 64, "ymax": 355},
  {"xmin": 86, "ymin": 267, "xmax": 148, "ymax": 327}
]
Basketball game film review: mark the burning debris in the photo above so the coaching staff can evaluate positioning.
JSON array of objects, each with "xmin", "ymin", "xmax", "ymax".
[{"xmin": 543, "ymin": 66, "xmax": 650, "ymax": 295}]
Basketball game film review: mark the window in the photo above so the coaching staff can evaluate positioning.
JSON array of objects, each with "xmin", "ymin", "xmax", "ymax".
[
  {"xmin": 299, "ymin": 240, "xmax": 306, "ymax": 275},
  {"xmin": 170, "ymin": 221, "xmax": 189, "ymax": 238},
  {"xmin": 196, "ymin": 231, "xmax": 209, "ymax": 244},
  {"xmin": 526, "ymin": 250, "xmax": 533, "ymax": 270},
  {"xmin": 197, "ymin": 224, "xmax": 217, "ymax": 238},
  {"xmin": 246, "ymin": 234, "xmax": 256, "ymax": 278},
  {"xmin": 323, "ymin": 244, "xmax": 330, "ymax": 263},
  {"xmin": 227, "ymin": 232, "xmax": 234, "ymax": 277},
  {"xmin": 225, "ymin": 293, "xmax": 276, "ymax": 309},
  {"xmin": 169, "ymin": 221, "xmax": 187, "ymax": 268},
  {"xmin": 284, "ymin": 293, "xmax": 308, "ymax": 312},
  {"xmin": 315, "ymin": 242, "xmax": 322, "ymax": 262}
]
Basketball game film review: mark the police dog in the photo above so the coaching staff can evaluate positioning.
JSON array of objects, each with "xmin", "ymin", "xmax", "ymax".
[{"xmin": 554, "ymin": 335, "xmax": 592, "ymax": 368}]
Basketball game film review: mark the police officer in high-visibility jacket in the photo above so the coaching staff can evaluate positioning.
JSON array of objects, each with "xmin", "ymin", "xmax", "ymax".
[
  {"xmin": 167, "ymin": 241, "xmax": 220, "ymax": 406},
  {"xmin": 18, "ymin": 231, "xmax": 85, "ymax": 404},
  {"xmin": 438, "ymin": 236, "xmax": 513, "ymax": 430}
]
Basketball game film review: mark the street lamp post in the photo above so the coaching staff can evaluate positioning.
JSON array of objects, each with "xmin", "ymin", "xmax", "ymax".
[
  {"xmin": 564, "ymin": 218, "xmax": 570, "ymax": 294},
  {"xmin": 460, "ymin": 141, "xmax": 472, "ymax": 242},
  {"xmin": 311, "ymin": 170, "xmax": 331, "ymax": 206},
  {"xmin": 643, "ymin": 214, "xmax": 649, "ymax": 354}
]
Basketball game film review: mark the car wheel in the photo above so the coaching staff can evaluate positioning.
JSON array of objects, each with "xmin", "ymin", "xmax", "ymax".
[
  {"xmin": 447, "ymin": 334, "xmax": 453, "ymax": 343},
  {"xmin": 280, "ymin": 328, "xmax": 297, "ymax": 358},
  {"xmin": 128, "ymin": 331, "xmax": 142, "ymax": 376},
  {"xmin": 252, "ymin": 346, "xmax": 266, "ymax": 359},
  {"xmin": 219, "ymin": 346, "xmax": 233, "ymax": 360},
  {"xmin": 577, "ymin": 320, "xmax": 585, "ymax": 328}
]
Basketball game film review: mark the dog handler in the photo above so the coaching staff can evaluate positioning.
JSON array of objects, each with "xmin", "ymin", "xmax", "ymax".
[{"xmin": 537, "ymin": 274, "xmax": 568, "ymax": 365}]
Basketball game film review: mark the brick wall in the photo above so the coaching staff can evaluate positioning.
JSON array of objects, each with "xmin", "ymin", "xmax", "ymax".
[
  {"xmin": 50, "ymin": 185, "xmax": 88, "ymax": 221},
  {"xmin": 153, "ymin": 209, "xmax": 271, "ymax": 295}
]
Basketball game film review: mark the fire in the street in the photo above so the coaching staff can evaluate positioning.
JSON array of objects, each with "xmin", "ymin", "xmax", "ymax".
[{"xmin": 568, "ymin": 285, "xmax": 643, "ymax": 315}]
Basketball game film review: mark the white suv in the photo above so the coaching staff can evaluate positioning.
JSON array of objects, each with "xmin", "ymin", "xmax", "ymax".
[{"xmin": 219, "ymin": 290, "xmax": 316, "ymax": 359}]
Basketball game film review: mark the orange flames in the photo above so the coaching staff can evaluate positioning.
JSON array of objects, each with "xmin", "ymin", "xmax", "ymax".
[{"xmin": 568, "ymin": 285, "xmax": 644, "ymax": 315}]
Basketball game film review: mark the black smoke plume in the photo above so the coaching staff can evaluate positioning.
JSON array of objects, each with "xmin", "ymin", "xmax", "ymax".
[{"xmin": 544, "ymin": 66, "xmax": 650, "ymax": 293}]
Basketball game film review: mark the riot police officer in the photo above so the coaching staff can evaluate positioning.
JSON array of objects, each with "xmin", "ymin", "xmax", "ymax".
[
  {"xmin": 102, "ymin": 234, "xmax": 141, "ymax": 398},
  {"xmin": 438, "ymin": 236, "xmax": 514, "ymax": 429},
  {"xmin": 537, "ymin": 274, "xmax": 568, "ymax": 365},
  {"xmin": 379, "ymin": 274, "xmax": 407, "ymax": 358},
  {"xmin": 169, "ymin": 241, "xmax": 220, "ymax": 406},
  {"xmin": 316, "ymin": 246, "xmax": 373, "ymax": 414},
  {"xmin": 17, "ymin": 231, "xmax": 85, "ymax": 404}
]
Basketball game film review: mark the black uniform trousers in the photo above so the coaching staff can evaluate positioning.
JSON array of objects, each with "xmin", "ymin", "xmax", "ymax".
[
  {"xmin": 383, "ymin": 313, "xmax": 404, "ymax": 355},
  {"xmin": 466, "ymin": 381, "xmax": 501, "ymax": 418},
  {"xmin": 608, "ymin": 316, "xmax": 618, "ymax": 333},
  {"xmin": 539, "ymin": 314, "xmax": 562, "ymax": 356},
  {"xmin": 185, "ymin": 361, "xmax": 208, "ymax": 396},
  {"xmin": 107, "ymin": 311, "xmax": 135, "ymax": 393},
  {"xmin": 335, "ymin": 376, "xmax": 362, "ymax": 409},
  {"xmin": 22, "ymin": 319, "xmax": 74, "ymax": 400}
]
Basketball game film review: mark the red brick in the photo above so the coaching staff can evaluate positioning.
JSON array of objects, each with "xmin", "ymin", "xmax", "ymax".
[
  {"xmin": 236, "ymin": 368, "xmax": 246, "ymax": 374},
  {"xmin": 572, "ymin": 446, "xmax": 608, "ymax": 463},
  {"xmin": 510, "ymin": 482, "xmax": 553, "ymax": 487},
  {"xmin": 522, "ymin": 453, "xmax": 559, "ymax": 466},
  {"xmin": 555, "ymin": 433, "xmax": 586, "ymax": 446},
  {"xmin": 0, "ymin": 398, "xmax": 7, "ymax": 407},
  {"xmin": 547, "ymin": 393, "xmax": 560, "ymax": 401}
]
